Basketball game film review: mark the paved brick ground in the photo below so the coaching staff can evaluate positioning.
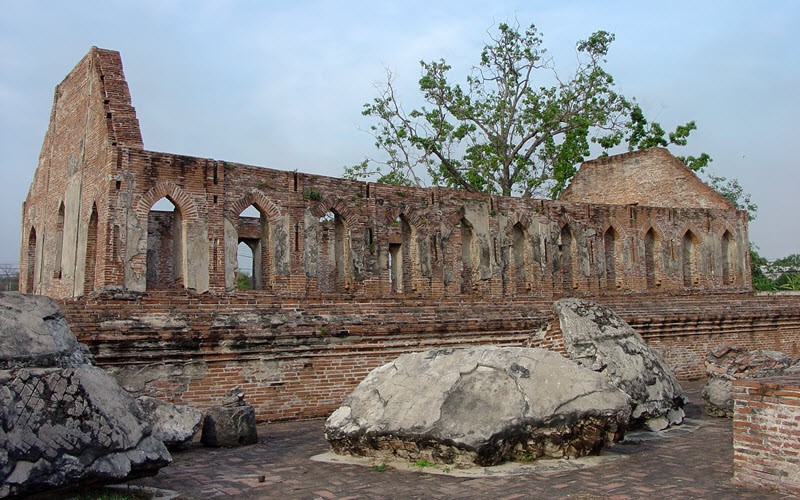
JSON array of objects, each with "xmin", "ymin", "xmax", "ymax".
[{"xmin": 129, "ymin": 382, "xmax": 795, "ymax": 499}]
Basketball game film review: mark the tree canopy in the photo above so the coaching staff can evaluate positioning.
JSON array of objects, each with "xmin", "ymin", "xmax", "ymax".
[{"xmin": 346, "ymin": 22, "xmax": 710, "ymax": 198}]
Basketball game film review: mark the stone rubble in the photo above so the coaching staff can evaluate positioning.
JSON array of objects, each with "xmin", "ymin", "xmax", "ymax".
[
  {"xmin": 702, "ymin": 343, "xmax": 800, "ymax": 417},
  {"xmin": 0, "ymin": 292, "xmax": 171, "ymax": 498},
  {"xmin": 136, "ymin": 396, "xmax": 203, "ymax": 450},
  {"xmin": 200, "ymin": 388, "xmax": 258, "ymax": 447}
]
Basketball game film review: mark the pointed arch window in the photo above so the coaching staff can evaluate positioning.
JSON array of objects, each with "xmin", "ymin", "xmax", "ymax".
[
  {"xmin": 511, "ymin": 222, "xmax": 527, "ymax": 293},
  {"xmin": 682, "ymin": 230, "xmax": 699, "ymax": 287},
  {"xmin": 26, "ymin": 227, "xmax": 37, "ymax": 293},
  {"xmin": 83, "ymin": 205, "xmax": 98, "ymax": 294},
  {"xmin": 54, "ymin": 203, "xmax": 65, "ymax": 279},
  {"xmin": 460, "ymin": 217, "xmax": 474, "ymax": 293},
  {"xmin": 603, "ymin": 227, "xmax": 618, "ymax": 290},
  {"xmin": 559, "ymin": 225, "xmax": 576, "ymax": 293},
  {"xmin": 146, "ymin": 197, "xmax": 185, "ymax": 290},
  {"xmin": 644, "ymin": 228, "xmax": 660, "ymax": 288}
]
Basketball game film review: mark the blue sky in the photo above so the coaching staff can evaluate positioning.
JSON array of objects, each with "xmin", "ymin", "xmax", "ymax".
[{"xmin": 1, "ymin": 1, "xmax": 798, "ymax": 263}]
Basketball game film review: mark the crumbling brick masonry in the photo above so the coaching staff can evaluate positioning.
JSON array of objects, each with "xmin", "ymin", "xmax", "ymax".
[{"xmin": 19, "ymin": 47, "xmax": 800, "ymax": 422}]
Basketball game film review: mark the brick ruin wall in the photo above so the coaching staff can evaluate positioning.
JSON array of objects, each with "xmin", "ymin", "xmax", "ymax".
[
  {"xmin": 733, "ymin": 376, "xmax": 800, "ymax": 495},
  {"xmin": 20, "ymin": 48, "xmax": 800, "ymax": 423},
  {"xmin": 20, "ymin": 50, "xmax": 753, "ymax": 302},
  {"xmin": 59, "ymin": 291, "xmax": 800, "ymax": 421}
]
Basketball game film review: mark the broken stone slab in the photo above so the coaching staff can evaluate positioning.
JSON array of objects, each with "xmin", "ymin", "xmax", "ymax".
[
  {"xmin": 324, "ymin": 346, "xmax": 631, "ymax": 467},
  {"xmin": 0, "ymin": 291, "xmax": 171, "ymax": 499},
  {"xmin": 200, "ymin": 388, "xmax": 258, "ymax": 447},
  {"xmin": 554, "ymin": 298, "xmax": 686, "ymax": 431},
  {"xmin": 702, "ymin": 343, "xmax": 800, "ymax": 417},
  {"xmin": 137, "ymin": 396, "xmax": 203, "ymax": 450}
]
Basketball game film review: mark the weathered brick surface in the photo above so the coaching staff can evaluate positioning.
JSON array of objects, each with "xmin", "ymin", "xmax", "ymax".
[
  {"xmin": 560, "ymin": 148, "xmax": 735, "ymax": 210},
  {"xmin": 60, "ymin": 292, "xmax": 553, "ymax": 421},
  {"xmin": 21, "ymin": 48, "xmax": 752, "ymax": 301},
  {"xmin": 59, "ymin": 291, "xmax": 800, "ymax": 422},
  {"xmin": 732, "ymin": 376, "xmax": 800, "ymax": 495},
  {"xmin": 23, "ymin": 48, "xmax": 800, "ymax": 436}
]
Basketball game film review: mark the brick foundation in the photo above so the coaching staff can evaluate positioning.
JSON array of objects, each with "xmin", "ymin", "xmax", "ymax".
[
  {"xmin": 732, "ymin": 375, "xmax": 800, "ymax": 495},
  {"xmin": 61, "ymin": 291, "xmax": 800, "ymax": 422}
]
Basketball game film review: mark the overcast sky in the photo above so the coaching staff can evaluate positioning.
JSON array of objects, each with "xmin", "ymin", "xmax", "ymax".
[{"xmin": 1, "ymin": 1, "xmax": 798, "ymax": 263}]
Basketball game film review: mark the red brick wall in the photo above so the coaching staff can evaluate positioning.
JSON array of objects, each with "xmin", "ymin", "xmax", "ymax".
[
  {"xmin": 560, "ymin": 148, "xmax": 735, "ymax": 210},
  {"xmin": 591, "ymin": 293, "xmax": 800, "ymax": 379},
  {"xmin": 23, "ymin": 48, "xmax": 752, "ymax": 303},
  {"xmin": 62, "ymin": 291, "xmax": 552, "ymax": 420},
  {"xmin": 61, "ymin": 291, "xmax": 800, "ymax": 421},
  {"xmin": 732, "ymin": 376, "xmax": 800, "ymax": 495}
]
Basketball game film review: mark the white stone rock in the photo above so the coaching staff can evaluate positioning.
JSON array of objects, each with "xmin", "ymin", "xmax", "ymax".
[
  {"xmin": 325, "ymin": 346, "xmax": 631, "ymax": 466},
  {"xmin": 555, "ymin": 298, "xmax": 686, "ymax": 428}
]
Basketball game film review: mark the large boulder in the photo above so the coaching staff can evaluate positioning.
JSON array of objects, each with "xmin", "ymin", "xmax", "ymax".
[
  {"xmin": 554, "ymin": 298, "xmax": 686, "ymax": 431},
  {"xmin": 200, "ymin": 388, "xmax": 258, "ymax": 447},
  {"xmin": 702, "ymin": 343, "xmax": 800, "ymax": 417},
  {"xmin": 324, "ymin": 347, "xmax": 631, "ymax": 467},
  {"xmin": 0, "ymin": 292, "xmax": 171, "ymax": 498},
  {"xmin": 136, "ymin": 396, "xmax": 203, "ymax": 450}
]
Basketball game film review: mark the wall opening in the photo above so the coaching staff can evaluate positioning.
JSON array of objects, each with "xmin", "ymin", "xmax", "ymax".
[
  {"xmin": 146, "ymin": 197, "xmax": 185, "ymax": 290},
  {"xmin": 460, "ymin": 217, "xmax": 474, "ymax": 293},
  {"xmin": 400, "ymin": 215, "xmax": 415, "ymax": 292},
  {"xmin": 54, "ymin": 202, "xmax": 65, "ymax": 279},
  {"xmin": 237, "ymin": 204, "xmax": 268, "ymax": 290},
  {"xmin": 644, "ymin": 228, "xmax": 660, "ymax": 288},
  {"xmin": 236, "ymin": 240, "xmax": 255, "ymax": 290},
  {"xmin": 682, "ymin": 230, "xmax": 699, "ymax": 287},
  {"xmin": 83, "ymin": 205, "xmax": 98, "ymax": 294},
  {"xmin": 559, "ymin": 225, "xmax": 575, "ymax": 293},
  {"xmin": 511, "ymin": 223, "xmax": 526, "ymax": 293},
  {"xmin": 26, "ymin": 227, "xmax": 37, "ymax": 293},
  {"xmin": 603, "ymin": 227, "xmax": 618, "ymax": 290},
  {"xmin": 389, "ymin": 243, "xmax": 402, "ymax": 292},
  {"xmin": 318, "ymin": 210, "xmax": 348, "ymax": 293},
  {"xmin": 721, "ymin": 230, "xmax": 733, "ymax": 285}
]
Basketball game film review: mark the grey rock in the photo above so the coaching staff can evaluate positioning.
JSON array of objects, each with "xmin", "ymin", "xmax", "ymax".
[
  {"xmin": 702, "ymin": 343, "xmax": 800, "ymax": 417},
  {"xmin": 701, "ymin": 377, "xmax": 734, "ymax": 417},
  {"xmin": 324, "ymin": 347, "xmax": 631, "ymax": 467},
  {"xmin": 0, "ymin": 292, "xmax": 91, "ymax": 369},
  {"xmin": 137, "ymin": 396, "xmax": 203, "ymax": 450},
  {"xmin": 555, "ymin": 298, "xmax": 686, "ymax": 430},
  {"xmin": 0, "ymin": 292, "xmax": 171, "ymax": 498},
  {"xmin": 201, "ymin": 388, "xmax": 258, "ymax": 447}
]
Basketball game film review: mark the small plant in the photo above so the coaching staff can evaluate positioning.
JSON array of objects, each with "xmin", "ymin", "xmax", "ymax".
[
  {"xmin": 304, "ymin": 188, "xmax": 322, "ymax": 201},
  {"xmin": 258, "ymin": 179, "xmax": 269, "ymax": 189},
  {"xmin": 372, "ymin": 462, "xmax": 388, "ymax": 472},
  {"xmin": 319, "ymin": 325, "xmax": 330, "ymax": 335},
  {"xmin": 235, "ymin": 271, "xmax": 253, "ymax": 291},
  {"xmin": 520, "ymin": 452, "xmax": 535, "ymax": 462},
  {"xmin": 442, "ymin": 466, "xmax": 452, "ymax": 473},
  {"xmin": 223, "ymin": 161, "xmax": 234, "ymax": 171},
  {"xmin": 413, "ymin": 459, "xmax": 434, "ymax": 468},
  {"xmin": 368, "ymin": 243, "xmax": 375, "ymax": 255},
  {"xmin": 394, "ymin": 190, "xmax": 406, "ymax": 197},
  {"xmin": 490, "ymin": 209, "xmax": 498, "ymax": 217}
]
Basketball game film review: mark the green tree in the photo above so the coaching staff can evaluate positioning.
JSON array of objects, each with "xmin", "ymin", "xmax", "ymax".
[
  {"xmin": 707, "ymin": 174, "xmax": 758, "ymax": 222},
  {"xmin": 236, "ymin": 271, "xmax": 253, "ymax": 291},
  {"xmin": 773, "ymin": 253, "xmax": 800, "ymax": 267},
  {"xmin": 347, "ymin": 22, "xmax": 708, "ymax": 198},
  {"xmin": 750, "ymin": 244, "xmax": 775, "ymax": 291}
]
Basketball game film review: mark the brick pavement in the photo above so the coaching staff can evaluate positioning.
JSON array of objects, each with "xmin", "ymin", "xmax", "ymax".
[{"xmin": 128, "ymin": 382, "xmax": 796, "ymax": 499}]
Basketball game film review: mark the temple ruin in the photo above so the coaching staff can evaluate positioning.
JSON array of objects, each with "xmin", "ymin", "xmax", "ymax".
[{"xmin": 19, "ymin": 47, "xmax": 800, "ymax": 421}]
